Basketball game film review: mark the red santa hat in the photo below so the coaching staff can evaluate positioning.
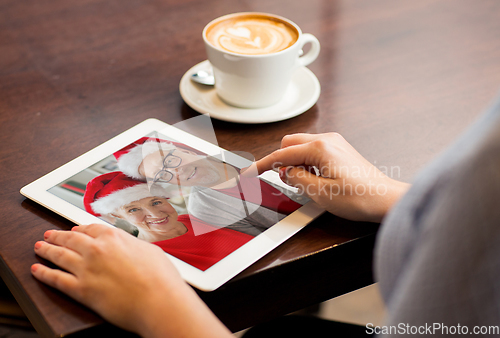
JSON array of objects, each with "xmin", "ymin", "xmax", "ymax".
[
  {"xmin": 84, "ymin": 171, "xmax": 169, "ymax": 217},
  {"xmin": 113, "ymin": 137, "xmax": 205, "ymax": 180}
]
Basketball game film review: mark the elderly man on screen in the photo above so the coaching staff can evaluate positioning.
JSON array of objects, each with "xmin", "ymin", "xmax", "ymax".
[{"xmin": 113, "ymin": 137, "xmax": 303, "ymax": 236}]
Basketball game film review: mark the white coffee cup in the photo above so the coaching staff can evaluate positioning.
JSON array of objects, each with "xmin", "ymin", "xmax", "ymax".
[{"xmin": 203, "ymin": 12, "xmax": 320, "ymax": 109}]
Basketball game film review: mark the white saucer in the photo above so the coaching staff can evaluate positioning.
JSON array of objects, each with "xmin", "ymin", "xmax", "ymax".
[{"xmin": 179, "ymin": 60, "xmax": 321, "ymax": 124}]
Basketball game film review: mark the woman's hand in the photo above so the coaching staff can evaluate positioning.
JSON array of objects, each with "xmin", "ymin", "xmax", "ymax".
[
  {"xmin": 247, "ymin": 133, "xmax": 410, "ymax": 222},
  {"xmin": 31, "ymin": 224, "xmax": 232, "ymax": 338}
]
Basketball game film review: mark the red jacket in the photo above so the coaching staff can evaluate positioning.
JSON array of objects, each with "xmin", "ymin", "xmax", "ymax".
[
  {"xmin": 154, "ymin": 214, "xmax": 252, "ymax": 271},
  {"xmin": 219, "ymin": 175, "xmax": 302, "ymax": 215}
]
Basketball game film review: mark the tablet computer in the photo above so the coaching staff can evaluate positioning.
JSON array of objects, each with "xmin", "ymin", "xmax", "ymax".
[{"xmin": 21, "ymin": 117, "xmax": 324, "ymax": 291}]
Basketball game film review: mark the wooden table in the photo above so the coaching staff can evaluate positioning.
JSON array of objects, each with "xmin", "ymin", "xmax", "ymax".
[{"xmin": 1, "ymin": 0, "xmax": 500, "ymax": 336}]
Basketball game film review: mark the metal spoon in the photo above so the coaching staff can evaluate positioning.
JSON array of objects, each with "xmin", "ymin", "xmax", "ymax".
[{"xmin": 191, "ymin": 68, "xmax": 215, "ymax": 86}]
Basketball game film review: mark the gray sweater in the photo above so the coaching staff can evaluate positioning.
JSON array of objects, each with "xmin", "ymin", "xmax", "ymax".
[{"xmin": 375, "ymin": 94, "xmax": 500, "ymax": 336}]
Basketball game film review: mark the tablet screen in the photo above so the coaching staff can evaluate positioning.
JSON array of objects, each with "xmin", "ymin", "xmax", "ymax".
[{"xmin": 47, "ymin": 132, "xmax": 306, "ymax": 271}]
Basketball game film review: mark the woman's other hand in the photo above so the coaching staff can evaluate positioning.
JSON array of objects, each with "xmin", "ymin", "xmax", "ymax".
[
  {"xmin": 31, "ymin": 224, "xmax": 231, "ymax": 338},
  {"xmin": 247, "ymin": 133, "xmax": 410, "ymax": 223}
]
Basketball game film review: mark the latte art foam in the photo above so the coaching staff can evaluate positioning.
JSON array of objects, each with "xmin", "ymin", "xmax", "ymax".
[{"xmin": 206, "ymin": 16, "xmax": 298, "ymax": 55}]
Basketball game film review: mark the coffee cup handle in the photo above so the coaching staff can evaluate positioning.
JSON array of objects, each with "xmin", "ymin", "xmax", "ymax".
[{"xmin": 297, "ymin": 33, "xmax": 321, "ymax": 67}]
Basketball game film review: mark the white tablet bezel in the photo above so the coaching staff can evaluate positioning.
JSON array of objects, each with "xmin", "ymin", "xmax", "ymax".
[{"xmin": 21, "ymin": 118, "xmax": 324, "ymax": 291}]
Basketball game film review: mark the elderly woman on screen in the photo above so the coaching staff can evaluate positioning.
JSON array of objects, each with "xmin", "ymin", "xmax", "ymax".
[
  {"xmin": 83, "ymin": 171, "xmax": 252, "ymax": 271},
  {"xmin": 84, "ymin": 171, "xmax": 185, "ymax": 242}
]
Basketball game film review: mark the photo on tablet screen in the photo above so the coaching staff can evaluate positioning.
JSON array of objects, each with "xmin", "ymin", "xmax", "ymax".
[{"xmin": 47, "ymin": 132, "xmax": 308, "ymax": 271}]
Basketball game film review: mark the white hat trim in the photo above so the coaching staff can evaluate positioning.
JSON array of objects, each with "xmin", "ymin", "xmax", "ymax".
[
  {"xmin": 117, "ymin": 141, "xmax": 176, "ymax": 180},
  {"xmin": 91, "ymin": 184, "xmax": 168, "ymax": 215}
]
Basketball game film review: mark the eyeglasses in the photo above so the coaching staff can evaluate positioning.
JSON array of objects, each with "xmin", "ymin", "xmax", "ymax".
[{"xmin": 149, "ymin": 149, "xmax": 182, "ymax": 184}]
